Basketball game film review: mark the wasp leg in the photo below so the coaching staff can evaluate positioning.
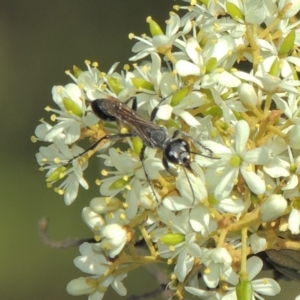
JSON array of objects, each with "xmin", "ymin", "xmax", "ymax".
[
  {"xmin": 150, "ymin": 93, "xmax": 174, "ymax": 121},
  {"xmin": 124, "ymin": 96, "xmax": 137, "ymax": 111},
  {"xmin": 69, "ymin": 133, "xmax": 136, "ymax": 164},
  {"xmin": 139, "ymin": 144, "xmax": 159, "ymax": 202},
  {"xmin": 163, "ymin": 154, "xmax": 195, "ymax": 203},
  {"xmin": 162, "ymin": 155, "xmax": 178, "ymax": 177}
]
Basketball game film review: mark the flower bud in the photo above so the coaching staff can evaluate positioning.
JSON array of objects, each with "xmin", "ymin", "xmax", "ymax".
[
  {"xmin": 107, "ymin": 75, "xmax": 122, "ymax": 94},
  {"xmin": 286, "ymin": 125, "xmax": 300, "ymax": 149},
  {"xmin": 279, "ymin": 30, "xmax": 295, "ymax": 57},
  {"xmin": 66, "ymin": 277, "xmax": 97, "ymax": 296},
  {"xmin": 131, "ymin": 77, "xmax": 154, "ymax": 91},
  {"xmin": 46, "ymin": 166, "xmax": 67, "ymax": 182},
  {"xmin": 147, "ymin": 16, "xmax": 163, "ymax": 36},
  {"xmin": 236, "ymin": 279, "xmax": 253, "ymax": 300},
  {"xmin": 260, "ymin": 194, "xmax": 287, "ymax": 222},
  {"xmin": 63, "ymin": 98, "xmax": 83, "ymax": 117},
  {"xmin": 159, "ymin": 233, "xmax": 185, "ymax": 245},
  {"xmin": 100, "ymin": 223, "xmax": 128, "ymax": 258},
  {"xmin": 226, "ymin": 2, "xmax": 244, "ymax": 20},
  {"xmin": 237, "ymin": 83, "xmax": 258, "ymax": 107}
]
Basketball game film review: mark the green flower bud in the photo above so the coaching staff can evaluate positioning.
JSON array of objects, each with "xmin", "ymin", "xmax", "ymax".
[
  {"xmin": 132, "ymin": 136, "xmax": 143, "ymax": 155},
  {"xmin": 73, "ymin": 65, "xmax": 83, "ymax": 78},
  {"xmin": 226, "ymin": 2, "xmax": 244, "ymax": 20},
  {"xmin": 46, "ymin": 166, "xmax": 67, "ymax": 182},
  {"xmin": 159, "ymin": 233, "xmax": 185, "ymax": 245},
  {"xmin": 147, "ymin": 16, "xmax": 163, "ymax": 36},
  {"xmin": 109, "ymin": 178, "xmax": 129, "ymax": 190},
  {"xmin": 170, "ymin": 86, "xmax": 189, "ymax": 107},
  {"xmin": 236, "ymin": 279, "xmax": 253, "ymax": 300},
  {"xmin": 269, "ymin": 58, "xmax": 280, "ymax": 77},
  {"xmin": 107, "ymin": 75, "xmax": 122, "ymax": 94},
  {"xmin": 63, "ymin": 98, "xmax": 83, "ymax": 117},
  {"xmin": 131, "ymin": 78, "xmax": 154, "ymax": 91},
  {"xmin": 279, "ymin": 30, "xmax": 295, "ymax": 57},
  {"xmin": 205, "ymin": 57, "xmax": 217, "ymax": 73}
]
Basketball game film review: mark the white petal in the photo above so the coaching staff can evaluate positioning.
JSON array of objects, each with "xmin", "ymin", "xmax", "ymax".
[
  {"xmin": 282, "ymin": 174, "xmax": 298, "ymax": 190},
  {"xmin": 175, "ymin": 250, "xmax": 194, "ymax": 282},
  {"xmin": 247, "ymin": 256, "xmax": 263, "ymax": 280},
  {"xmin": 234, "ymin": 120, "xmax": 249, "ymax": 154},
  {"xmin": 176, "ymin": 109, "xmax": 200, "ymax": 127},
  {"xmin": 260, "ymin": 194, "xmax": 287, "ymax": 222},
  {"xmin": 66, "ymin": 277, "xmax": 96, "ymax": 296},
  {"xmin": 243, "ymin": 147, "xmax": 269, "ymax": 164},
  {"xmin": 240, "ymin": 166, "xmax": 266, "ymax": 195},
  {"xmin": 249, "ymin": 233, "xmax": 266, "ymax": 254},
  {"xmin": 175, "ymin": 60, "xmax": 201, "ymax": 76},
  {"xmin": 202, "ymin": 262, "xmax": 220, "ymax": 288},
  {"xmin": 214, "ymin": 71, "xmax": 241, "ymax": 87},
  {"xmin": 156, "ymin": 104, "xmax": 173, "ymax": 120},
  {"xmin": 288, "ymin": 208, "xmax": 300, "ymax": 234},
  {"xmin": 185, "ymin": 287, "xmax": 216, "ymax": 298},
  {"xmin": 186, "ymin": 38, "xmax": 202, "ymax": 65},
  {"xmin": 217, "ymin": 197, "xmax": 245, "ymax": 214},
  {"xmin": 214, "ymin": 168, "xmax": 238, "ymax": 200},
  {"xmin": 252, "ymin": 278, "xmax": 281, "ymax": 295},
  {"xmin": 163, "ymin": 196, "xmax": 192, "ymax": 211},
  {"xmin": 111, "ymin": 274, "xmax": 127, "ymax": 296},
  {"xmin": 264, "ymin": 157, "xmax": 290, "ymax": 178},
  {"xmin": 176, "ymin": 171, "xmax": 207, "ymax": 204}
]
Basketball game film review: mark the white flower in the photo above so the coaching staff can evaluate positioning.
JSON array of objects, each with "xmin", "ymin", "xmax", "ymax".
[
  {"xmin": 81, "ymin": 206, "xmax": 105, "ymax": 232},
  {"xmin": 224, "ymin": 256, "xmax": 281, "ymax": 299},
  {"xmin": 175, "ymin": 37, "xmax": 241, "ymax": 88},
  {"xmin": 99, "ymin": 223, "xmax": 128, "ymax": 258},
  {"xmin": 152, "ymin": 91, "xmax": 206, "ymax": 127},
  {"xmin": 202, "ymin": 120, "xmax": 268, "ymax": 200},
  {"xmin": 99, "ymin": 147, "xmax": 163, "ymax": 208},
  {"xmin": 36, "ymin": 136, "xmax": 88, "ymax": 205},
  {"xmin": 129, "ymin": 13, "xmax": 192, "ymax": 61},
  {"xmin": 152, "ymin": 207, "xmax": 203, "ymax": 282},
  {"xmin": 201, "ymin": 247, "xmax": 232, "ymax": 288},
  {"xmin": 214, "ymin": 196, "xmax": 245, "ymax": 214},
  {"xmin": 45, "ymin": 83, "xmax": 95, "ymax": 144},
  {"xmin": 278, "ymin": 0, "xmax": 300, "ymax": 19},
  {"xmin": 67, "ymin": 243, "xmax": 127, "ymax": 299}
]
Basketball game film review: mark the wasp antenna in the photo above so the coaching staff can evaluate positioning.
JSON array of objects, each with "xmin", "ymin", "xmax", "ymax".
[
  {"xmin": 182, "ymin": 166, "xmax": 196, "ymax": 205},
  {"xmin": 188, "ymin": 150, "xmax": 220, "ymax": 159}
]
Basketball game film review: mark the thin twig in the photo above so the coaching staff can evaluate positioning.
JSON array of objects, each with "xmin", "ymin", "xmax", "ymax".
[{"xmin": 38, "ymin": 217, "xmax": 94, "ymax": 249}]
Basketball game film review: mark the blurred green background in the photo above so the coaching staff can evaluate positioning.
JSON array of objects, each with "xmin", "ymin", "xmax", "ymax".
[{"xmin": 1, "ymin": 1, "xmax": 299, "ymax": 299}]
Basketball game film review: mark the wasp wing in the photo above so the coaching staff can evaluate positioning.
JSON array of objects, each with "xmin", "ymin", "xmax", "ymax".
[{"xmin": 100, "ymin": 98, "xmax": 163, "ymax": 147}]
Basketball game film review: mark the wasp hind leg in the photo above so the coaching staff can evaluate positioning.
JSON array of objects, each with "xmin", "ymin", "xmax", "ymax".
[{"xmin": 139, "ymin": 145, "xmax": 160, "ymax": 202}]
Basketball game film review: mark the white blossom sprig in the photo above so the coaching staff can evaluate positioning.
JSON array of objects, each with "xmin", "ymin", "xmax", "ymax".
[{"xmin": 32, "ymin": 1, "xmax": 300, "ymax": 299}]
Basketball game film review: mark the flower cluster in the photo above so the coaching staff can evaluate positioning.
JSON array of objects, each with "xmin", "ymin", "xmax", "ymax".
[{"xmin": 33, "ymin": 0, "xmax": 300, "ymax": 299}]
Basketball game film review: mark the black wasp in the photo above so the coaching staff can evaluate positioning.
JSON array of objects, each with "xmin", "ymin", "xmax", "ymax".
[{"xmin": 72, "ymin": 94, "xmax": 214, "ymax": 202}]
